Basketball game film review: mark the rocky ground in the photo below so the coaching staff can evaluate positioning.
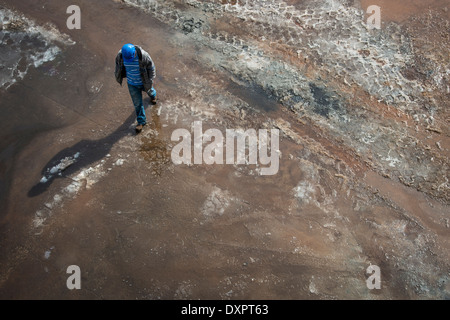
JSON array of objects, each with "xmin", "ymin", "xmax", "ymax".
[{"xmin": 0, "ymin": 0, "xmax": 448, "ymax": 299}]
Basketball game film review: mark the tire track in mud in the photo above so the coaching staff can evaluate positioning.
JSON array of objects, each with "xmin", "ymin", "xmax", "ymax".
[
  {"xmin": 147, "ymin": 67, "xmax": 449, "ymax": 299},
  {"xmin": 123, "ymin": 0, "xmax": 449, "ymax": 202},
  {"xmin": 113, "ymin": 0, "xmax": 450, "ymax": 298}
]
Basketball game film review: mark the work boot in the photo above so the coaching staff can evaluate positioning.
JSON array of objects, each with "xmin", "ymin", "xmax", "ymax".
[{"xmin": 135, "ymin": 123, "xmax": 146, "ymax": 133}]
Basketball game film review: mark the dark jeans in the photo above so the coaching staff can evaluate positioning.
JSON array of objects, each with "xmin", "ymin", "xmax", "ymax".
[{"xmin": 127, "ymin": 83, "xmax": 157, "ymax": 125}]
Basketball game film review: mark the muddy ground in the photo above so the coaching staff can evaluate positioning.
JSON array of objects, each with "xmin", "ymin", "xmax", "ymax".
[{"xmin": 0, "ymin": 0, "xmax": 448, "ymax": 299}]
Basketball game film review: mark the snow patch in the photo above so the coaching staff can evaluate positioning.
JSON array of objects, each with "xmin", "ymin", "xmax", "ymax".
[
  {"xmin": 201, "ymin": 187, "xmax": 233, "ymax": 219},
  {"xmin": 293, "ymin": 181, "xmax": 316, "ymax": 204},
  {"xmin": 114, "ymin": 159, "xmax": 125, "ymax": 166},
  {"xmin": 33, "ymin": 160, "xmax": 109, "ymax": 231},
  {"xmin": 0, "ymin": 6, "xmax": 74, "ymax": 89},
  {"xmin": 40, "ymin": 152, "xmax": 81, "ymax": 183}
]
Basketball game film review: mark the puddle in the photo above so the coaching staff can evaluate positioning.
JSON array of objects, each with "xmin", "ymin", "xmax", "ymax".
[{"xmin": 139, "ymin": 108, "xmax": 172, "ymax": 176}]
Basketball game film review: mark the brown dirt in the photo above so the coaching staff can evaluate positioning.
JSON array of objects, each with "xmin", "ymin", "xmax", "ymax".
[{"xmin": 0, "ymin": 0, "xmax": 448, "ymax": 300}]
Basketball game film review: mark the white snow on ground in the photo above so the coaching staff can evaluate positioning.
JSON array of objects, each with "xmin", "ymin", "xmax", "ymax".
[
  {"xmin": 0, "ymin": 6, "xmax": 74, "ymax": 89},
  {"xmin": 125, "ymin": 0, "xmax": 428, "ymax": 108},
  {"xmin": 33, "ymin": 160, "xmax": 107, "ymax": 230},
  {"xmin": 201, "ymin": 187, "xmax": 233, "ymax": 219},
  {"xmin": 40, "ymin": 152, "xmax": 80, "ymax": 183}
]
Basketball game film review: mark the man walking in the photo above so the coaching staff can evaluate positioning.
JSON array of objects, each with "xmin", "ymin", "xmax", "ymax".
[{"xmin": 115, "ymin": 43, "xmax": 157, "ymax": 133}]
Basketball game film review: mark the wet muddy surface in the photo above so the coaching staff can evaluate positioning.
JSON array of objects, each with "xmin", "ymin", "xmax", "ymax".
[{"xmin": 0, "ymin": 0, "xmax": 448, "ymax": 299}]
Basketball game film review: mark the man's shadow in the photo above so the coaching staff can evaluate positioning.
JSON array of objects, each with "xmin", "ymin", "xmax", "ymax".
[{"xmin": 28, "ymin": 110, "xmax": 143, "ymax": 198}]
